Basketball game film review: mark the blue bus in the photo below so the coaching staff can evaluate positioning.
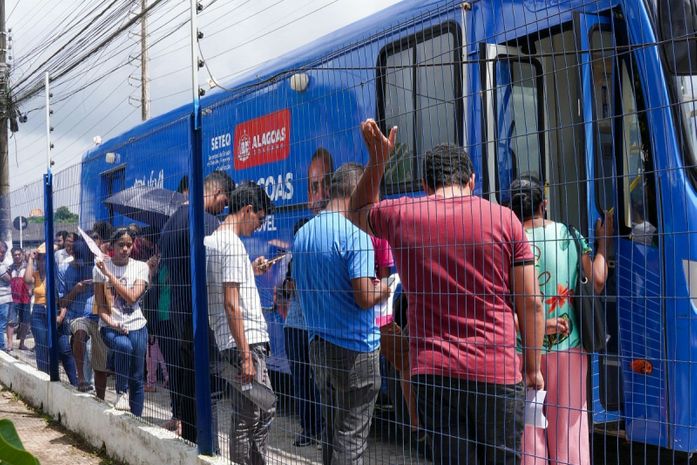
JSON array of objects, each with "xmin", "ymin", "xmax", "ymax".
[{"xmin": 77, "ymin": 0, "xmax": 697, "ymax": 453}]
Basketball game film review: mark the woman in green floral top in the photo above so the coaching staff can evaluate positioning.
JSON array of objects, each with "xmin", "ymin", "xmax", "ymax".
[{"xmin": 509, "ymin": 178, "xmax": 613, "ymax": 465}]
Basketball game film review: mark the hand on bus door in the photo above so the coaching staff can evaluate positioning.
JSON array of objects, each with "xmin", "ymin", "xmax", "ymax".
[
  {"xmin": 360, "ymin": 119, "xmax": 398, "ymax": 166},
  {"xmin": 596, "ymin": 209, "xmax": 615, "ymax": 246}
]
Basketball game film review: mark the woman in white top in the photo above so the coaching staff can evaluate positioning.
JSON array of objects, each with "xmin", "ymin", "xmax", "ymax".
[{"xmin": 94, "ymin": 227, "xmax": 150, "ymax": 415}]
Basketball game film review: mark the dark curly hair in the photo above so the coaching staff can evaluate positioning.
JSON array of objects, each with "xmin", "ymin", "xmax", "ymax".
[
  {"xmin": 422, "ymin": 144, "xmax": 474, "ymax": 191},
  {"xmin": 508, "ymin": 177, "xmax": 544, "ymax": 221}
]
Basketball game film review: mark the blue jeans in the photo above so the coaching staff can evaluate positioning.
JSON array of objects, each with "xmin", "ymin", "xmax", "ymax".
[
  {"xmin": 58, "ymin": 319, "xmax": 78, "ymax": 386},
  {"xmin": 30, "ymin": 305, "xmax": 78, "ymax": 386},
  {"xmin": 31, "ymin": 305, "xmax": 49, "ymax": 373},
  {"xmin": 284, "ymin": 327, "xmax": 322, "ymax": 438},
  {"xmin": 101, "ymin": 326, "xmax": 148, "ymax": 416},
  {"xmin": 0, "ymin": 303, "xmax": 9, "ymax": 349}
]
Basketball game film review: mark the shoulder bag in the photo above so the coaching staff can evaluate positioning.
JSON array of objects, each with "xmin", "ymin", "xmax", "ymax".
[{"xmin": 567, "ymin": 225, "xmax": 608, "ymax": 353}]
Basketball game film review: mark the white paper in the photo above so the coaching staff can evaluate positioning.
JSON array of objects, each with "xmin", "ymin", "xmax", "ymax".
[
  {"xmin": 374, "ymin": 273, "xmax": 401, "ymax": 326},
  {"xmin": 77, "ymin": 226, "xmax": 107, "ymax": 261},
  {"xmin": 525, "ymin": 388, "xmax": 548, "ymax": 429}
]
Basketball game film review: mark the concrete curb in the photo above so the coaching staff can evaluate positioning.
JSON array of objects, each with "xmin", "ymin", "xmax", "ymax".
[{"xmin": 0, "ymin": 351, "xmax": 228, "ymax": 465}]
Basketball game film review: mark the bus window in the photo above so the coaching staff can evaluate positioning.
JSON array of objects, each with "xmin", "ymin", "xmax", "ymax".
[
  {"xmin": 101, "ymin": 167, "xmax": 125, "ymax": 224},
  {"xmin": 494, "ymin": 58, "xmax": 544, "ymax": 203},
  {"xmin": 382, "ymin": 48, "xmax": 415, "ymax": 190},
  {"xmin": 620, "ymin": 61, "xmax": 658, "ymax": 245},
  {"xmin": 658, "ymin": 0, "xmax": 697, "ymax": 75},
  {"xmin": 378, "ymin": 24, "xmax": 462, "ymax": 193},
  {"xmin": 590, "ymin": 29, "xmax": 617, "ymax": 214}
]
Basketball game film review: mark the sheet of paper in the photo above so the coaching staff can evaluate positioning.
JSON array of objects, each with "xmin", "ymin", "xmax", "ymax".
[
  {"xmin": 525, "ymin": 388, "xmax": 548, "ymax": 429},
  {"xmin": 374, "ymin": 273, "xmax": 401, "ymax": 327},
  {"xmin": 77, "ymin": 226, "xmax": 107, "ymax": 261}
]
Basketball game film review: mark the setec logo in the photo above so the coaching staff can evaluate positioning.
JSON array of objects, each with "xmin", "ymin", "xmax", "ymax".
[{"xmin": 234, "ymin": 109, "xmax": 290, "ymax": 169}]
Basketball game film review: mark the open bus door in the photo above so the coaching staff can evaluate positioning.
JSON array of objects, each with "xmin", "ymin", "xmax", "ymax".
[
  {"xmin": 480, "ymin": 43, "xmax": 545, "ymax": 202},
  {"xmin": 577, "ymin": 11, "xmax": 667, "ymax": 445}
]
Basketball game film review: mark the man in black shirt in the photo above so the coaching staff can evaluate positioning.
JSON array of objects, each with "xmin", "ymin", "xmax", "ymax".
[{"xmin": 158, "ymin": 170, "xmax": 235, "ymax": 443}]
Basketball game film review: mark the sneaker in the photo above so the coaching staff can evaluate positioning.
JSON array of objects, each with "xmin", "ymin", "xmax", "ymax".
[
  {"xmin": 292, "ymin": 433, "xmax": 316, "ymax": 447},
  {"xmin": 78, "ymin": 382, "xmax": 94, "ymax": 393},
  {"xmin": 114, "ymin": 393, "xmax": 130, "ymax": 411}
]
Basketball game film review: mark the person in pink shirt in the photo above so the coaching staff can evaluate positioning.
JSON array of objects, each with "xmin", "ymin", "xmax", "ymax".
[
  {"xmin": 371, "ymin": 236, "xmax": 427, "ymax": 454},
  {"xmin": 348, "ymin": 119, "xmax": 545, "ymax": 465}
]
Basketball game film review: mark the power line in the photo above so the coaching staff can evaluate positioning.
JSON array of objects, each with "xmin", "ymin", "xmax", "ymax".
[{"xmin": 13, "ymin": 0, "xmax": 169, "ymax": 105}]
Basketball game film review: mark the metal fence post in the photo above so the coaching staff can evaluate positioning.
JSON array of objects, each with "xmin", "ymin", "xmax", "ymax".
[
  {"xmin": 43, "ymin": 171, "xmax": 59, "ymax": 381},
  {"xmin": 188, "ymin": 0, "xmax": 213, "ymax": 455}
]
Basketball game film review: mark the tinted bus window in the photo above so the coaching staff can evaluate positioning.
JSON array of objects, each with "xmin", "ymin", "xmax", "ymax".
[
  {"xmin": 379, "ymin": 24, "xmax": 461, "ymax": 193},
  {"xmin": 590, "ymin": 29, "xmax": 617, "ymax": 213},
  {"xmin": 495, "ymin": 58, "xmax": 544, "ymax": 203},
  {"xmin": 659, "ymin": 0, "xmax": 697, "ymax": 75}
]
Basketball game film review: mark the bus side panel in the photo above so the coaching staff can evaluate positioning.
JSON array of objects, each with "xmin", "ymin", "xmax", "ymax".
[
  {"xmin": 623, "ymin": 0, "xmax": 697, "ymax": 452},
  {"xmin": 616, "ymin": 242, "xmax": 666, "ymax": 445},
  {"xmin": 201, "ymin": 71, "xmax": 374, "ymax": 309},
  {"xmin": 79, "ymin": 117, "xmax": 193, "ymax": 229}
]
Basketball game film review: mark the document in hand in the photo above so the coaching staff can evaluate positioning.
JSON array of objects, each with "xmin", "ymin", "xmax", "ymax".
[
  {"xmin": 374, "ymin": 273, "xmax": 401, "ymax": 327},
  {"xmin": 525, "ymin": 388, "xmax": 548, "ymax": 429},
  {"xmin": 77, "ymin": 227, "xmax": 108, "ymax": 261}
]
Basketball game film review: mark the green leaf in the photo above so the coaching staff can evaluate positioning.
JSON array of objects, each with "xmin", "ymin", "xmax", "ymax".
[{"xmin": 0, "ymin": 419, "xmax": 40, "ymax": 465}]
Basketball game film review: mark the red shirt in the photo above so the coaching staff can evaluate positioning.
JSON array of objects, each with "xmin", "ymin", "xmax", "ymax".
[{"xmin": 369, "ymin": 194, "xmax": 533, "ymax": 384}]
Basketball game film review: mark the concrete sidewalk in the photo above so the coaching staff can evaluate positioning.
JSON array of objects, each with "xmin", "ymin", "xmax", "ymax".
[{"xmin": 0, "ymin": 384, "xmax": 117, "ymax": 465}]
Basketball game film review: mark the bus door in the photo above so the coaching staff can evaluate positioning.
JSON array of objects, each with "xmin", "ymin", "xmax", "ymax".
[
  {"xmin": 577, "ymin": 12, "xmax": 666, "ymax": 444},
  {"xmin": 100, "ymin": 165, "xmax": 125, "ymax": 225},
  {"xmin": 481, "ymin": 43, "xmax": 544, "ymax": 202}
]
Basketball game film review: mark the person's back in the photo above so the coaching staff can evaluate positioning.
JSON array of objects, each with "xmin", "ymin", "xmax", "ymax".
[
  {"xmin": 58, "ymin": 262, "xmax": 94, "ymax": 321},
  {"xmin": 349, "ymin": 124, "xmax": 545, "ymax": 465},
  {"xmin": 156, "ymin": 170, "xmax": 234, "ymax": 443},
  {"xmin": 159, "ymin": 205, "xmax": 193, "ymax": 326},
  {"xmin": 293, "ymin": 210, "xmax": 379, "ymax": 352},
  {"xmin": 293, "ymin": 163, "xmax": 388, "ymax": 465},
  {"xmin": 371, "ymin": 194, "xmax": 528, "ymax": 384}
]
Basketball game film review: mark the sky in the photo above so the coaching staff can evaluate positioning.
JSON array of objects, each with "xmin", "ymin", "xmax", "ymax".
[{"xmin": 5, "ymin": 0, "xmax": 402, "ymax": 215}]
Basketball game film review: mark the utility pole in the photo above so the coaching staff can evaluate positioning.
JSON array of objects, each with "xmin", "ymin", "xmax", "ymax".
[
  {"xmin": 0, "ymin": 0, "xmax": 11, "ymax": 245},
  {"xmin": 140, "ymin": 0, "xmax": 149, "ymax": 121}
]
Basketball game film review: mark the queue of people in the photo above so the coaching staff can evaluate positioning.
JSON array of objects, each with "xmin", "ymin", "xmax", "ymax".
[{"xmin": 1, "ymin": 118, "xmax": 613, "ymax": 465}]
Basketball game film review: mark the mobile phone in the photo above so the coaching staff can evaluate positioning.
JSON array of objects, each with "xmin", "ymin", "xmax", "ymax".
[{"xmin": 266, "ymin": 253, "xmax": 288, "ymax": 266}]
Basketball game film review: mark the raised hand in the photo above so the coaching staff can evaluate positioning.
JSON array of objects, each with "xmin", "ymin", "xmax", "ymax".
[{"xmin": 360, "ymin": 119, "xmax": 397, "ymax": 165}]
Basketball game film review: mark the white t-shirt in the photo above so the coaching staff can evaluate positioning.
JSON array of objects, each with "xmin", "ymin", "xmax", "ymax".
[
  {"xmin": 55, "ymin": 249, "xmax": 73, "ymax": 266},
  {"xmin": 205, "ymin": 228, "xmax": 268, "ymax": 351},
  {"xmin": 93, "ymin": 258, "xmax": 149, "ymax": 331}
]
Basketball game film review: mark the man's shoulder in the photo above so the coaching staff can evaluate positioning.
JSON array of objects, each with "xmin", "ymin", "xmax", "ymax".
[
  {"xmin": 161, "ymin": 206, "xmax": 189, "ymax": 234},
  {"xmin": 206, "ymin": 229, "xmax": 243, "ymax": 252}
]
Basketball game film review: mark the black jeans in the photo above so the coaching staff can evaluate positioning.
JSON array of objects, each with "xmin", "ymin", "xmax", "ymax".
[
  {"xmin": 284, "ymin": 327, "xmax": 322, "ymax": 438},
  {"xmin": 414, "ymin": 375, "xmax": 525, "ymax": 465}
]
